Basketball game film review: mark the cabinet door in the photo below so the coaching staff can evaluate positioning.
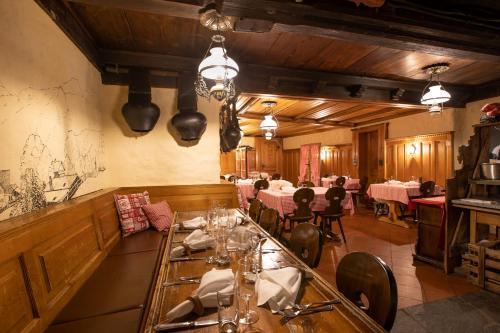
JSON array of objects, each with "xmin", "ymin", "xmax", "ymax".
[
  {"xmin": 247, "ymin": 150, "xmax": 256, "ymax": 173},
  {"xmin": 260, "ymin": 141, "xmax": 279, "ymax": 172}
]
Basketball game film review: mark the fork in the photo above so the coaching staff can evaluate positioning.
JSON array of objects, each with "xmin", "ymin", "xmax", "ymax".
[
  {"xmin": 280, "ymin": 304, "xmax": 334, "ymax": 324},
  {"xmin": 291, "ymin": 299, "xmax": 341, "ymax": 311}
]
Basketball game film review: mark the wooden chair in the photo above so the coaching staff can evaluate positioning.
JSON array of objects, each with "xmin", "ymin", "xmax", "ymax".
[
  {"xmin": 298, "ymin": 181, "xmax": 315, "ymax": 188},
  {"xmin": 258, "ymin": 208, "xmax": 280, "ymax": 237},
  {"xmin": 351, "ymin": 176, "xmax": 368, "ymax": 207},
  {"xmin": 335, "ymin": 176, "xmax": 346, "ymax": 187},
  {"xmin": 336, "ymin": 252, "xmax": 398, "ymax": 331},
  {"xmin": 228, "ymin": 175, "xmax": 236, "ymax": 183},
  {"xmin": 220, "ymin": 175, "xmax": 225, "ymax": 180},
  {"xmin": 282, "ymin": 187, "xmax": 315, "ymax": 233},
  {"xmin": 248, "ymin": 199, "xmax": 263, "ymax": 224},
  {"xmin": 248, "ymin": 179, "xmax": 269, "ymax": 203},
  {"xmin": 271, "ymin": 173, "xmax": 281, "ymax": 180},
  {"xmin": 314, "ymin": 187, "xmax": 347, "ymax": 243},
  {"xmin": 289, "ymin": 223, "xmax": 323, "ymax": 268},
  {"xmin": 420, "ymin": 180, "xmax": 436, "ymax": 197}
]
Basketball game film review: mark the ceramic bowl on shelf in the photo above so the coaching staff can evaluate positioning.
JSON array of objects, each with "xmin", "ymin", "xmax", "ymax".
[{"xmin": 481, "ymin": 163, "xmax": 500, "ymax": 180}]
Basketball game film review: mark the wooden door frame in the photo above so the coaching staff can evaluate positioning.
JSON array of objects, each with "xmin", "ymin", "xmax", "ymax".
[{"xmin": 352, "ymin": 123, "xmax": 388, "ymax": 180}]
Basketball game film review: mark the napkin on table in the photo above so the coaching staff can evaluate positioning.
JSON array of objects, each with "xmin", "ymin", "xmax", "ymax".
[
  {"xmin": 255, "ymin": 267, "xmax": 302, "ymax": 312},
  {"xmin": 165, "ymin": 268, "xmax": 235, "ymax": 322},
  {"xmin": 404, "ymin": 180, "xmax": 420, "ymax": 186},
  {"xmin": 170, "ymin": 229, "xmax": 215, "ymax": 258},
  {"xmin": 281, "ymin": 186, "xmax": 297, "ymax": 194},
  {"xmin": 178, "ymin": 216, "xmax": 207, "ymax": 230},
  {"xmin": 238, "ymin": 178, "xmax": 253, "ymax": 184}
]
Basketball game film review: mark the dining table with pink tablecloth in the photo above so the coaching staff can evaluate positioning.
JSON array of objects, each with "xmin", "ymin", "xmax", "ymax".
[
  {"xmin": 366, "ymin": 183, "xmax": 443, "ymax": 205},
  {"xmin": 366, "ymin": 182, "xmax": 443, "ymax": 228},
  {"xmin": 256, "ymin": 187, "xmax": 355, "ymax": 218},
  {"xmin": 321, "ymin": 177, "xmax": 360, "ymax": 191},
  {"xmin": 236, "ymin": 183, "xmax": 255, "ymax": 210}
]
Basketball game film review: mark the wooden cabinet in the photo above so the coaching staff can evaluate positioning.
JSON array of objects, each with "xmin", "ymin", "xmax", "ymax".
[
  {"xmin": 236, "ymin": 147, "xmax": 256, "ymax": 178},
  {"xmin": 255, "ymin": 138, "xmax": 283, "ymax": 176},
  {"xmin": 414, "ymin": 199, "xmax": 446, "ymax": 267},
  {"xmin": 220, "ymin": 151, "xmax": 236, "ymax": 175}
]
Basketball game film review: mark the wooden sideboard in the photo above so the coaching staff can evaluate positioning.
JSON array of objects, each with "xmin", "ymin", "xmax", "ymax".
[{"xmin": 0, "ymin": 183, "xmax": 238, "ymax": 333}]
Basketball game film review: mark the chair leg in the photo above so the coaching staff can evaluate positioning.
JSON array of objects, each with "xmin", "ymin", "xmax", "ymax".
[
  {"xmin": 336, "ymin": 217, "xmax": 347, "ymax": 243},
  {"xmin": 313, "ymin": 213, "xmax": 319, "ymax": 225}
]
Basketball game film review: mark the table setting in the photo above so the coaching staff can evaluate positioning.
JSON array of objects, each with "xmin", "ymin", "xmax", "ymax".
[
  {"xmin": 144, "ymin": 208, "xmax": 373, "ymax": 333},
  {"xmin": 257, "ymin": 187, "xmax": 355, "ymax": 218},
  {"xmin": 321, "ymin": 176, "xmax": 360, "ymax": 191}
]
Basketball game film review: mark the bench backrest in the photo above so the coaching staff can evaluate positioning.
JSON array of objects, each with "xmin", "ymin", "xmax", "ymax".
[{"xmin": 0, "ymin": 183, "xmax": 238, "ymax": 333}]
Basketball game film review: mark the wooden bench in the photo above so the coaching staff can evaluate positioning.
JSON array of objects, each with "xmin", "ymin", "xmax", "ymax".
[{"xmin": 0, "ymin": 184, "xmax": 238, "ymax": 333}]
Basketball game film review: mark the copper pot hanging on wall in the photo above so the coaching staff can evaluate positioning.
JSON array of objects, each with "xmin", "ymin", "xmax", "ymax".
[
  {"xmin": 171, "ymin": 73, "xmax": 207, "ymax": 141},
  {"xmin": 121, "ymin": 68, "xmax": 160, "ymax": 132}
]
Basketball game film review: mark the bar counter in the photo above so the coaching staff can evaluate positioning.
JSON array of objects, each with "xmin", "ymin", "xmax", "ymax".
[{"xmin": 142, "ymin": 209, "xmax": 385, "ymax": 333}]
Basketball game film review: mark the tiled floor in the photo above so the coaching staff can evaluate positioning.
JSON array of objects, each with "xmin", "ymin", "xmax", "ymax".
[{"xmin": 313, "ymin": 207, "xmax": 479, "ymax": 309}]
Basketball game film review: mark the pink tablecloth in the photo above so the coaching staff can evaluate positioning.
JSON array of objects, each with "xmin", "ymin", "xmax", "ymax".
[
  {"xmin": 236, "ymin": 184, "xmax": 255, "ymax": 209},
  {"xmin": 256, "ymin": 187, "xmax": 354, "ymax": 218},
  {"xmin": 321, "ymin": 178, "xmax": 360, "ymax": 190},
  {"xmin": 367, "ymin": 184, "xmax": 443, "ymax": 205}
]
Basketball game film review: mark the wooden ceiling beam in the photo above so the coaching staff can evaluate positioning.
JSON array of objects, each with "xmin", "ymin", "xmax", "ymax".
[
  {"xmin": 220, "ymin": 0, "xmax": 500, "ymax": 63},
  {"xmin": 354, "ymin": 109, "xmax": 427, "ymax": 127},
  {"xmin": 99, "ymin": 50, "xmax": 471, "ymax": 107},
  {"xmin": 238, "ymin": 112, "xmax": 354, "ymax": 127},
  {"xmin": 66, "ymin": 0, "xmax": 202, "ymax": 20}
]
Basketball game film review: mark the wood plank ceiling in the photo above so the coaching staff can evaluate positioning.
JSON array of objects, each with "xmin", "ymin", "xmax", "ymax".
[
  {"xmin": 236, "ymin": 95, "xmax": 425, "ymax": 136},
  {"xmin": 35, "ymin": 0, "xmax": 500, "ymax": 137}
]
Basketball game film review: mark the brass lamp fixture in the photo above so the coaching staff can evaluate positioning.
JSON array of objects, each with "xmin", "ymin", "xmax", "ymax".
[
  {"xmin": 195, "ymin": 4, "xmax": 238, "ymax": 103},
  {"xmin": 259, "ymin": 101, "xmax": 279, "ymax": 140},
  {"xmin": 420, "ymin": 63, "xmax": 451, "ymax": 115}
]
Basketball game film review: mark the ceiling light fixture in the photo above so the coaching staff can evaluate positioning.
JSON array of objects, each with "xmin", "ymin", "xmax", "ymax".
[
  {"xmin": 195, "ymin": 5, "xmax": 238, "ymax": 103},
  {"xmin": 259, "ymin": 101, "xmax": 279, "ymax": 139},
  {"xmin": 420, "ymin": 63, "xmax": 451, "ymax": 115}
]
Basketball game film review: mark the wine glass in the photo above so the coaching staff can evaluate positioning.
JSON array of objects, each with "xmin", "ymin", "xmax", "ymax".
[{"xmin": 237, "ymin": 257, "xmax": 259, "ymax": 325}]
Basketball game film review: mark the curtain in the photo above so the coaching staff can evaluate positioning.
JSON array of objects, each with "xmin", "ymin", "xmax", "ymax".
[{"xmin": 299, "ymin": 144, "xmax": 321, "ymax": 186}]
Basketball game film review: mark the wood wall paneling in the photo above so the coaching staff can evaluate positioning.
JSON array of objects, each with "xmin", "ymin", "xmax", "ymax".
[
  {"xmin": 0, "ymin": 183, "xmax": 238, "ymax": 333},
  {"xmin": 282, "ymin": 149, "xmax": 300, "ymax": 186},
  {"xmin": 220, "ymin": 151, "xmax": 236, "ymax": 175},
  {"xmin": 352, "ymin": 124, "xmax": 387, "ymax": 182},
  {"xmin": 320, "ymin": 145, "xmax": 353, "ymax": 177},
  {"xmin": 384, "ymin": 132, "xmax": 453, "ymax": 186}
]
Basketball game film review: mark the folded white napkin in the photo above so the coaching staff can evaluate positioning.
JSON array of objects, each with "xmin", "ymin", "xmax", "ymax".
[
  {"xmin": 255, "ymin": 267, "xmax": 302, "ymax": 312},
  {"xmin": 404, "ymin": 181, "xmax": 420, "ymax": 186},
  {"xmin": 226, "ymin": 226, "xmax": 252, "ymax": 251},
  {"xmin": 165, "ymin": 268, "xmax": 235, "ymax": 322},
  {"xmin": 386, "ymin": 180, "xmax": 403, "ymax": 185},
  {"xmin": 180, "ymin": 216, "xmax": 207, "ymax": 229},
  {"xmin": 281, "ymin": 186, "xmax": 297, "ymax": 194},
  {"xmin": 269, "ymin": 180, "xmax": 282, "ymax": 191},
  {"xmin": 170, "ymin": 229, "xmax": 215, "ymax": 258},
  {"xmin": 238, "ymin": 178, "xmax": 253, "ymax": 184},
  {"xmin": 321, "ymin": 177, "xmax": 331, "ymax": 181},
  {"xmin": 224, "ymin": 174, "xmax": 232, "ymax": 180},
  {"xmin": 278, "ymin": 180, "xmax": 293, "ymax": 188}
]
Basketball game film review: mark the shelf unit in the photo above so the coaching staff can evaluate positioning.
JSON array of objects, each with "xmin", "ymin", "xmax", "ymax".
[{"xmin": 469, "ymin": 179, "xmax": 500, "ymax": 186}]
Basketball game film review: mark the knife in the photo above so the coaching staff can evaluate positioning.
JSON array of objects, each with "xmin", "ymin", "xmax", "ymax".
[
  {"xmin": 169, "ymin": 257, "xmax": 206, "ymax": 262},
  {"xmin": 154, "ymin": 319, "xmax": 219, "ymax": 331}
]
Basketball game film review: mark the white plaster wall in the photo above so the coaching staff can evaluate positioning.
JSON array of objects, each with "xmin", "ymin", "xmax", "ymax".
[
  {"xmin": 0, "ymin": 0, "xmax": 104, "ymax": 221},
  {"xmin": 101, "ymin": 85, "xmax": 221, "ymax": 186},
  {"xmin": 283, "ymin": 128, "xmax": 352, "ymax": 150}
]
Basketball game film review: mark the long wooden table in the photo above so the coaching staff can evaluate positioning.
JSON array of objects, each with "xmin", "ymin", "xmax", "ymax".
[{"xmin": 143, "ymin": 209, "xmax": 385, "ymax": 333}]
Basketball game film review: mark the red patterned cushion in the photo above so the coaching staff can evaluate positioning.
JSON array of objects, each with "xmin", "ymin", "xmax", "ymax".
[
  {"xmin": 142, "ymin": 201, "xmax": 173, "ymax": 232},
  {"xmin": 114, "ymin": 191, "xmax": 151, "ymax": 237}
]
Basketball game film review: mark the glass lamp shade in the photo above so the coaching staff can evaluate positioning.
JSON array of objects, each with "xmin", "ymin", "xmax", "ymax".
[
  {"xmin": 265, "ymin": 131, "xmax": 273, "ymax": 140},
  {"xmin": 421, "ymin": 84, "xmax": 451, "ymax": 105},
  {"xmin": 198, "ymin": 47, "xmax": 239, "ymax": 81},
  {"xmin": 428, "ymin": 104, "xmax": 442, "ymax": 115},
  {"xmin": 259, "ymin": 115, "xmax": 278, "ymax": 130}
]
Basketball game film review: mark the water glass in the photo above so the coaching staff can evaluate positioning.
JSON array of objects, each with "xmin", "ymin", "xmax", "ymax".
[
  {"xmin": 237, "ymin": 257, "xmax": 259, "ymax": 325},
  {"xmin": 217, "ymin": 291, "xmax": 239, "ymax": 333},
  {"xmin": 215, "ymin": 226, "xmax": 230, "ymax": 266}
]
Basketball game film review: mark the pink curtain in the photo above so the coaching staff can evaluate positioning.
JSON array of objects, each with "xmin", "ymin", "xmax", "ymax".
[
  {"xmin": 310, "ymin": 144, "xmax": 320, "ymax": 186},
  {"xmin": 299, "ymin": 144, "xmax": 321, "ymax": 186},
  {"xmin": 298, "ymin": 145, "xmax": 309, "ymax": 184}
]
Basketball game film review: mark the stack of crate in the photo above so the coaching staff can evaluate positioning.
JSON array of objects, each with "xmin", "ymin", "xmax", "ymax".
[{"xmin": 462, "ymin": 241, "xmax": 500, "ymax": 294}]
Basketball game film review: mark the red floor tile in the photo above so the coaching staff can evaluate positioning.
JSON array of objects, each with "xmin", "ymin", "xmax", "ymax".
[{"xmin": 314, "ymin": 207, "xmax": 476, "ymax": 309}]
